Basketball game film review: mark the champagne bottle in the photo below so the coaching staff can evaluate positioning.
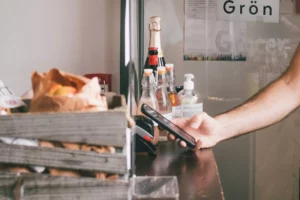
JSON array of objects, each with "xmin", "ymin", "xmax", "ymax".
[{"xmin": 144, "ymin": 16, "xmax": 166, "ymax": 78}]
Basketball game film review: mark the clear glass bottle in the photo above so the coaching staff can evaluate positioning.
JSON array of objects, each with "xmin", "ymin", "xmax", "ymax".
[
  {"xmin": 165, "ymin": 64, "xmax": 181, "ymax": 118},
  {"xmin": 178, "ymin": 74, "xmax": 203, "ymax": 118},
  {"xmin": 137, "ymin": 69, "xmax": 160, "ymax": 145},
  {"xmin": 156, "ymin": 67, "xmax": 172, "ymax": 119},
  {"xmin": 155, "ymin": 67, "xmax": 172, "ymax": 142},
  {"xmin": 137, "ymin": 69, "xmax": 159, "ymax": 115}
]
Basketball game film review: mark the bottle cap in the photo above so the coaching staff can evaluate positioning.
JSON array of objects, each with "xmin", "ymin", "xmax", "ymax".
[
  {"xmin": 150, "ymin": 16, "xmax": 161, "ymax": 22},
  {"xmin": 149, "ymin": 16, "xmax": 161, "ymax": 31},
  {"xmin": 184, "ymin": 74, "xmax": 194, "ymax": 90},
  {"xmin": 165, "ymin": 64, "xmax": 174, "ymax": 71},
  {"xmin": 157, "ymin": 67, "xmax": 166, "ymax": 75},
  {"xmin": 144, "ymin": 69, "xmax": 153, "ymax": 76}
]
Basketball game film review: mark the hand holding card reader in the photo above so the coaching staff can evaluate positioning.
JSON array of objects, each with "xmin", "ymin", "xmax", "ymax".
[{"xmin": 141, "ymin": 104, "xmax": 196, "ymax": 148}]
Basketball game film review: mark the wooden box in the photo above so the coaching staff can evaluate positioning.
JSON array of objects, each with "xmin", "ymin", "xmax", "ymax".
[
  {"xmin": 0, "ymin": 172, "xmax": 130, "ymax": 200},
  {"xmin": 0, "ymin": 93, "xmax": 131, "ymax": 182}
]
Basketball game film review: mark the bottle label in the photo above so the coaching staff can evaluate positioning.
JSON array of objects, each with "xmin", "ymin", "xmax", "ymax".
[
  {"xmin": 181, "ymin": 103, "xmax": 203, "ymax": 118},
  {"xmin": 158, "ymin": 50, "xmax": 164, "ymax": 57},
  {"xmin": 148, "ymin": 55, "xmax": 158, "ymax": 65},
  {"xmin": 163, "ymin": 112, "xmax": 173, "ymax": 121},
  {"xmin": 172, "ymin": 106, "xmax": 181, "ymax": 118}
]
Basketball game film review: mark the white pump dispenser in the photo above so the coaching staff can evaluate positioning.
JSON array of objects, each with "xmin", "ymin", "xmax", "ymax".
[
  {"xmin": 178, "ymin": 73, "xmax": 203, "ymax": 117},
  {"xmin": 183, "ymin": 74, "xmax": 194, "ymax": 90}
]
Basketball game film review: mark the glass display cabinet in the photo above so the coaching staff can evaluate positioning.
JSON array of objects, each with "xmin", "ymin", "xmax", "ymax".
[{"xmin": 122, "ymin": 0, "xmax": 300, "ymax": 199}]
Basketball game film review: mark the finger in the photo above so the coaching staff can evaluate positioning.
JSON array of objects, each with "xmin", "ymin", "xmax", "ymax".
[
  {"xmin": 179, "ymin": 140, "xmax": 187, "ymax": 148},
  {"xmin": 189, "ymin": 112, "xmax": 207, "ymax": 129},
  {"xmin": 171, "ymin": 118, "xmax": 186, "ymax": 124},
  {"xmin": 171, "ymin": 117, "xmax": 190, "ymax": 127},
  {"xmin": 168, "ymin": 133, "xmax": 176, "ymax": 141},
  {"xmin": 192, "ymin": 140, "xmax": 202, "ymax": 151}
]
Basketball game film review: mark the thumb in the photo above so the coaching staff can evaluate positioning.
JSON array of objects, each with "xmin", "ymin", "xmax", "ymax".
[{"xmin": 189, "ymin": 112, "xmax": 207, "ymax": 129}]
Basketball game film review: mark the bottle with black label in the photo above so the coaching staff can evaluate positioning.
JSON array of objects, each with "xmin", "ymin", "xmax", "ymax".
[{"xmin": 144, "ymin": 16, "xmax": 166, "ymax": 78}]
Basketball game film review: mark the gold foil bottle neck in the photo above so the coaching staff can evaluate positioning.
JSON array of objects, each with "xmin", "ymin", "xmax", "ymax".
[{"xmin": 149, "ymin": 16, "xmax": 161, "ymax": 31}]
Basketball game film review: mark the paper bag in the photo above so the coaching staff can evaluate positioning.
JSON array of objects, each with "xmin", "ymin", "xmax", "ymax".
[{"xmin": 29, "ymin": 68, "xmax": 107, "ymax": 113}]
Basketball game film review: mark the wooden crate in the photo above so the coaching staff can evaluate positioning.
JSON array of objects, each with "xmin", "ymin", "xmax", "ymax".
[
  {"xmin": 0, "ymin": 93, "xmax": 131, "ymax": 180},
  {"xmin": 0, "ymin": 172, "xmax": 130, "ymax": 200}
]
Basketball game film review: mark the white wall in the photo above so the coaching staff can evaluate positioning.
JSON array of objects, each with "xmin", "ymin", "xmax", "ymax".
[{"xmin": 0, "ymin": 0, "xmax": 120, "ymax": 95}]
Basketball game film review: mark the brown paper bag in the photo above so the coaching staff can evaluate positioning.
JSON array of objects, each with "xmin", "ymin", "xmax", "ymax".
[{"xmin": 29, "ymin": 68, "xmax": 107, "ymax": 113}]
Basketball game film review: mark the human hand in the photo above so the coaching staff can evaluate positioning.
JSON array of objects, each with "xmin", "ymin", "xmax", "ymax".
[{"xmin": 168, "ymin": 112, "xmax": 225, "ymax": 150}]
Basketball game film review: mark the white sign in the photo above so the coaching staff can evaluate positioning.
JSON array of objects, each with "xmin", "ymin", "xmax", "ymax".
[
  {"xmin": 186, "ymin": 0, "xmax": 218, "ymax": 19},
  {"xmin": 217, "ymin": 0, "xmax": 280, "ymax": 23},
  {"xmin": 184, "ymin": 0, "xmax": 247, "ymax": 61}
]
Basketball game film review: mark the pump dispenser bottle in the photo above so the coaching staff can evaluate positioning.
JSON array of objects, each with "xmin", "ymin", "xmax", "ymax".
[{"xmin": 178, "ymin": 74, "xmax": 203, "ymax": 117}]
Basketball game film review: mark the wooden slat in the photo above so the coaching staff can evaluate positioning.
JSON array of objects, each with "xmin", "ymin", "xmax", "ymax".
[
  {"xmin": 0, "ymin": 173, "xmax": 130, "ymax": 200},
  {"xmin": 0, "ymin": 173, "xmax": 16, "ymax": 200},
  {"xmin": 0, "ymin": 193, "xmax": 11, "ymax": 200},
  {"xmin": 0, "ymin": 143, "xmax": 127, "ymax": 174},
  {"xmin": 0, "ymin": 178, "xmax": 16, "ymax": 188},
  {"xmin": 22, "ymin": 173, "xmax": 129, "ymax": 200},
  {"xmin": 0, "ymin": 172, "xmax": 18, "ymax": 188},
  {"xmin": 22, "ymin": 174, "xmax": 129, "ymax": 188},
  {"xmin": 23, "ymin": 175, "xmax": 130, "ymax": 200},
  {"xmin": 0, "ymin": 179, "xmax": 129, "ymax": 200},
  {"xmin": 0, "ymin": 111, "xmax": 127, "ymax": 147},
  {"xmin": 0, "ymin": 171, "xmax": 19, "ymax": 179},
  {"xmin": 22, "ymin": 186, "xmax": 130, "ymax": 200}
]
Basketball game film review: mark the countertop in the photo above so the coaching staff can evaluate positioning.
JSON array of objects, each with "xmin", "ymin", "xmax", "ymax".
[{"xmin": 134, "ymin": 142, "xmax": 225, "ymax": 200}]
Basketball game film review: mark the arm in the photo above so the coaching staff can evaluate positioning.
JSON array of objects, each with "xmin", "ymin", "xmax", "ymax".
[
  {"xmin": 217, "ymin": 44, "xmax": 300, "ymax": 141},
  {"xmin": 170, "ymin": 44, "xmax": 300, "ymax": 149}
]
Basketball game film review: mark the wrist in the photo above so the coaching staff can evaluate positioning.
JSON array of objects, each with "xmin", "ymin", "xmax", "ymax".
[{"xmin": 214, "ymin": 114, "xmax": 239, "ymax": 141}]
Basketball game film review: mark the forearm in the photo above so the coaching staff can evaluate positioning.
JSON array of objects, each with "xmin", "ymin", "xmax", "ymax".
[{"xmin": 215, "ymin": 77, "xmax": 300, "ymax": 140}]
